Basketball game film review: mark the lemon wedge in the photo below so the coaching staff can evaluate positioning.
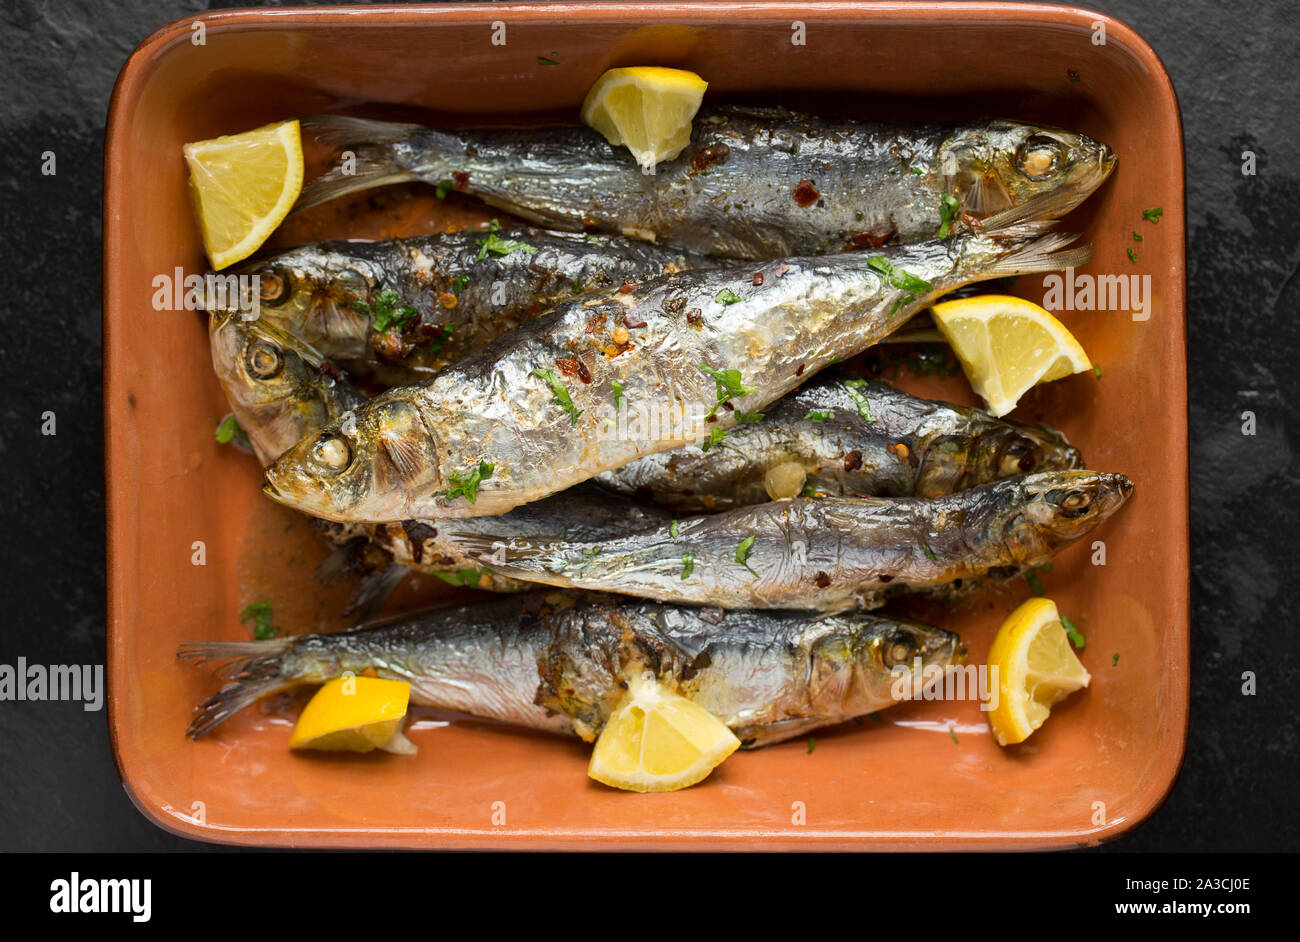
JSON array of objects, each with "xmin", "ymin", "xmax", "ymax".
[
  {"xmin": 986, "ymin": 597, "xmax": 1091, "ymax": 746},
  {"xmin": 930, "ymin": 295, "xmax": 1092, "ymax": 417},
  {"xmin": 581, "ymin": 67, "xmax": 708, "ymax": 169},
  {"xmin": 289, "ymin": 675, "xmax": 416, "ymax": 754},
  {"xmin": 183, "ymin": 119, "xmax": 304, "ymax": 270},
  {"xmin": 589, "ymin": 671, "xmax": 739, "ymax": 792}
]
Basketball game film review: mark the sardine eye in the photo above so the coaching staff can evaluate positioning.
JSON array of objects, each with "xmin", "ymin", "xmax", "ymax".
[
  {"xmin": 257, "ymin": 270, "xmax": 288, "ymax": 305},
  {"xmin": 244, "ymin": 340, "xmax": 283, "ymax": 380},
  {"xmin": 1053, "ymin": 488, "xmax": 1093, "ymax": 517},
  {"xmin": 310, "ymin": 434, "xmax": 351, "ymax": 474},
  {"xmin": 1017, "ymin": 137, "xmax": 1063, "ymax": 181},
  {"xmin": 881, "ymin": 631, "xmax": 917, "ymax": 669}
]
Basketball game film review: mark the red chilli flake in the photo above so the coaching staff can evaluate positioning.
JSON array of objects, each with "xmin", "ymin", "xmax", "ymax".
[
  {"xmin": 555, "ymin": 357, "xmax": 581, "ymax": 378},
  {"xmin": 451, "ymin": 171, "xmax": 471, "ymax": 191},
  {"xmin": 752, "ymin": 271, "xmax": 765, "ymax": 286},
  {"xmin": 773, "ymin": 264, "xmax": 791, "ymax": 279},
  {"xmin": 623, "ymin": 314, "xmax": 647, "ymax": 329},
  {"xmin": 686, "ymin": 308, "xmax": 703, "ymax": 324},
  {"xmin": 619, "ymin": 282, "xmax": 637, "ymax": 294},
  {"xmin": 793, "ymin": 179, "xmax": 820, "ymax": 207}
]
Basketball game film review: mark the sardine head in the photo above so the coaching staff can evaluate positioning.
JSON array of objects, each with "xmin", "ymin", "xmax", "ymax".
[
  {"xmin": 972, "ymin": 424, "xmax": 1085, "ymax": 483},
  {"xmin": 229, "ymin": 248, "xmax": 382, "ymax": 360},
  {"xmin": 940, "ymin": 121, "xmax": 1116, "ymax": 222},
  {"xmin": 809, "ymin": 616, "xmax": 962, "ymax": 712},
  {"xmin": 263, "ymin": 395, "xmax": 441, "ymax": 523},
  {"xmin": 209, "ymin": 312, "xmax": 360, "ymax": 465},
  {"xmin": 998, "ymin": 470, "xmax": 1133, "ymax": 561}
]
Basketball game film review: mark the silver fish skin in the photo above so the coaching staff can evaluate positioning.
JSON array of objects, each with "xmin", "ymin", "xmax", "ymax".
[
  {"xmin": 595, "ymin": 378, "xmax": 1083, "ymax": 511},
  {"xmin": 299, "ymin": 107, "xmax": 1115, "ymax": 259},
  {"xmin": 263, "ymin": 220, "xmax": 1092, "ymax": 523},
  {"xmin": 435, "ymin": 471, "xmax": 1133, "ymax": 612},
  {"xmin": 180, "ymin": 592, "xmax": 962, "ymax": 747},
  {"xmin": 227, "ymin": 229, "xmax": 711, "ymax": 385},
  {"xmin": 375, "ymin": 482, "xmax": 667, "ymax": 577}
]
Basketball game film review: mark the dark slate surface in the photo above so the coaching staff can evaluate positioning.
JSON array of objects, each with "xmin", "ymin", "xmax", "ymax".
[{"xmin": 0, "ymin": 0, "xmax": 1295, "ymax": 852}]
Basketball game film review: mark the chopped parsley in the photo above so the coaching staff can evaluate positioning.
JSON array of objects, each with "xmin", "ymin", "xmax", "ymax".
[
  {"xmin": 935, "ymin": 193, "xmax": 961, "ymax": 239},
  {"xmin": 1061, "ymin": 614, "xmax": 1086, "ymax": 650},
  {"xmin": 1094, "ymin": 364, "xmax": 1103, "ymax": 379},
  {"xmin": 1132, "ymin": 231, "xmax": 1143, "ymax": 242},
  {"xmin": 867, "ymin": 712, "xmax": 883, "ymax": 723},
  {"xmin": 435, "ymin": 179, "xmax": 454, "ymax": 199},
  {"xmin": 842, "ymin": 379, "xmax": 877, "ymax": 423},
  {"xmin": 699, "ymin": 427, "xmax": 728, "ymax": 452},
  {"xmin": 239, "ymin": 601, "xmax": 279, "ymax": 640},
  {"xmin": 1142, "ymin": 207, "xmax": 1164, "ymax": 224},
  {"xmin": 435, "ymin": 460, "xmax": 494, "ymax": 504},
  {"xmin": 1025, "ymin": 562, "xmax": 1052, "ymax": 595},
  {"xmin": 909, "ymin": 166, "xmax": 923, "ymax": 176},
  {"xmin": 698, "ymin": 364, "xmax": 755, "ymax": 418},
  {"xmin": 807, "ymin": 738, "xmax": 816, "ymax": 754},
  {"xmin": 921, "ymin": 542, "xmax": 943, "ymax": 560},
  {"xmin": 1127, "ymin": 247, "xmax": 1138, "ymax": 263},
  {"xmin": 534, "ymin": 367, "xmax": 583, "ymax": 425},
  {"xmin": 714, "ymin": 287, "xmax": 743, "ymax": 305},
  {"xmin": 215, "ymin": 414, "xmax": 250, "ymax": 449},
  {"xmin": 1067, "ymin": 68, "xmax": 1081, "ymax": 82},
  {"xmin": 735, "ymin": 411, "xmax": 764, "ymax": 424},
  {"xmin": 354, "ymin": 289, "xmax": 417, "ymax": 333},
  {"xmin": 611, "ymin": 379, "xmax": 624, "ymax": 410},
  {"xmin": 450, "ymin": 274, "xmax": 470, "ymax": 296},
  {"xmin": 1112, "ymin": 652, "xmax": 1120, "ymax": 666},
  {"xmin": 670, "ymin": 519, "xmax": 680, "ymax": 538},
  {"xmin": 866, "ymin": 256, "xmax": 934, "ymax": 317},
  {"xmin": 581, "ymin": 546, "xmax": 602, "ymax": 557},
  {"xmin": 735, "ymin": 535, "xmax": 758, "ymax": 576},
  {"xmin": 475, "ymin": 219, "xmax": 539, "ymax": 263},
  {"xmin": 802, "ymin": 481, "xmax": 816, "ymax": 497},
  {"xmin": 432, "ymin": 568, "xmax": 487, "ymax": 588},
  {"xmin": 681, "ymin": 553, "xmax": 695, "ymax": 579},
  {"xmin": 949, "ymin": 726, "xmax": 960, "ymax": 745},
  {"xmin": 538, "ymin": 55, "xmax": 559, "ymax": 66},
  {"xmin": 804, "ymin": 410, "xmax": 833, "ymax": 422}
]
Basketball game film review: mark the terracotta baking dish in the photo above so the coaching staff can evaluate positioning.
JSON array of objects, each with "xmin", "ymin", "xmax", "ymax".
[{"xmin": 104, "ymin": 2, "xmax": 1187, "ymax": 849}]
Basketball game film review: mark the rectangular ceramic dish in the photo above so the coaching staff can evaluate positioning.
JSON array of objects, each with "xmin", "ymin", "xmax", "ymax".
[{"xmin": 104, "ymin": 2, "xmax": 1187, "ymax": 850}]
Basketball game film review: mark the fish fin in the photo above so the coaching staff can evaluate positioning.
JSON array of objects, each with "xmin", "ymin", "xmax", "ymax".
[
  {"xmin": 177, "ymin": 639, "xmax": 297, "ymax": 739},
  {"xmin": 981, "ymin": 184, "xmax": 1092, "ymax": 229},
  {"xmin": 314, "ymin": 537, "xmax": 366, "ymax": 584},
  {"xmin": 977, "ymin": 223, "xmax": 1093, "ymax": 279},
  {"xmin": 962, "ymin": 173, "xmax": 1012, "ymax": 218},
  {"xmin": 346, "ymin": 563, "xmax": 409, "ymax": 623},
  {"xmin": 381, "ymin": 431, "xmax": 424, "ymax": 479},
  {"xmin": 295, "ymin": 115, "xmax": 423, "ymax": 212}
]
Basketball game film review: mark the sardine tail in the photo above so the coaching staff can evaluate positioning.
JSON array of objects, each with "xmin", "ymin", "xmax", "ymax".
[
  {"xmin": 295, "ymin": 115, "xmax": 423, "ymax": 211},
  {"xmin": 178, "ymin": 639, "xmax": 297, "ymax": 739}
]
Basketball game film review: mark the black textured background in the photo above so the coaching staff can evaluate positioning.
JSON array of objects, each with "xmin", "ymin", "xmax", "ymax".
[{"xmin": 0, "ymin": 0, "xmax": 1295, "ymax": 852}]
